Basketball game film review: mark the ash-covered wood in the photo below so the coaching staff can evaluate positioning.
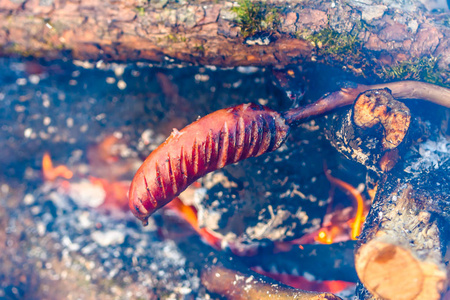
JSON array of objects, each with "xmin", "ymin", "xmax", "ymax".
[
  {"xmin": 355, "ymin": 161, "xmax": 450, "ymax": 300},
  {"xmin": 324, "ymin": 89, "xmax": 413, "ymax": 173},
  {"xmin": 321, "ymin": 85, "xmax": 450, "ymax": 299}
]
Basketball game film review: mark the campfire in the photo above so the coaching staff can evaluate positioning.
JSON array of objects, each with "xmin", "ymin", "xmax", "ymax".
[{"xmin": 1, "ymin": 58, "xmax": 449, "ymax": 300}]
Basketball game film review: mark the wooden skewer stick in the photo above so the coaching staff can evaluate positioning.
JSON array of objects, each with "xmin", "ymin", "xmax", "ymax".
[
  {"xmin": 130, "ymin": 80, "xmax": 450, "ymax": 223},
  {"xmin": 283, "ymin": 80, "xmax": 450, "ymax": 126}
]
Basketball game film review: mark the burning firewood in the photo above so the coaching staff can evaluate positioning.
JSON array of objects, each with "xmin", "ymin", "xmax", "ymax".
[
  {"xmin": 324, "ymin": 88, "xmax": 414, "ymax": 173},
  {"xmin": 355, "ymin": 163, "xmax": 450, "ymax": 300},
  {"xmin": 324, "ymin": 86, "xmax": 450, "ymax": 299},
  {"xmin": 128, "ymin": 80, "xmax": 450, "ymax": 298}
]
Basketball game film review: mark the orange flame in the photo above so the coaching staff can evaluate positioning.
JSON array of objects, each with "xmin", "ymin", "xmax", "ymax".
[
  {"xmin": 166, "ymin": 197, "xmax": 222, "ymax": 249},
  {"xmin": 325, "ymin": 171, "xmax": 365, "ymax": 240},
  {"xmin": 42, "ymin": 152, "xmax": 73, "ymax": 181}
]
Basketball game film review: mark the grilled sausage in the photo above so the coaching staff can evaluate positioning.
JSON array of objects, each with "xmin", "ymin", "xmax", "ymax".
[{"xmin": 129, "ymin": 103, "xmax": 290, "ymax": 225}]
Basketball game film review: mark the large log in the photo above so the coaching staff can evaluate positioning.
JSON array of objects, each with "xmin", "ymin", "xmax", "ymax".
[
  {"xmin": 1, "ymin": 0, "xmax": 450, "ymax": 75},
  {"xmin": 355, "ymin": 163, "xmax": 450, "ymax": 300}
]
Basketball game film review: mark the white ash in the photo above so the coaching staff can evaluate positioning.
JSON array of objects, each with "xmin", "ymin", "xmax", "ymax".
[
  {"xmin": 77, "ymin": 211, "xmax": 93, "ymax": 229},
  {"xmin": 418, "ymin": 0, "xmax": 449, "ymax": 10},
  {"xmin": 19, "ymin": 181, "xmax": 202, "ymax": 298},
  {"xmin": 137, "ymin": 129, "xmax": 166, "ymax": 152},
  {"xmin": 404, "ymin": 135, "xmax": 450, "ymax": 175},
  {"xmin": 23, "ymin": 193, "xmax": 35, "ymax": 205},
  {"xmin": 91, "ymin": 230, "xmax": 125, "ymax": 247},
  {"xmin": 237, "ymin": 66, "xmax": 260, "ymax": 74},
  {"xmin": 68, "ymin": 180, "xmax": 105, "ymax": 208}
]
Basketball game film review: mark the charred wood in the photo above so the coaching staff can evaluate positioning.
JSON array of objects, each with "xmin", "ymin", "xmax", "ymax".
[
  {"xmin": 323, "ymin": 88, "xmax": 414, "ymax": 173},
  {"xmin": 322, "ymin": 86, "xmax": 450, "ymax": 299},
  {"xmin": 354, "ymin": 162, "xmax": 450, "ymax": 299},
  {"xmin": 240, "ymin": 240, "xmax": 358, "ymax": 283},
  {"xmin": 174, "ymin": 234, "xmax": 343, "ymax": 299}
]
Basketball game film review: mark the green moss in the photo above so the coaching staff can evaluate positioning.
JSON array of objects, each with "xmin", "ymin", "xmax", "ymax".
[
  {"xmin": 135, "ymin": 6, "xmax": 146, "ymax": 16},
  {"xmin": 295, "ymin": 23, "xmax": 450, "ymax": 86},
  {"xmin": 380, "ymin": 56, "xmax": 445, "ymax": 85},
  {"xmin": 230, "ymin": 0, "xmax": 280, "ymax": 38},
  {"xmin": 194, "ymin": 44, "xmax": 205, "ymax": 53},
  {"xmin": 167, "ymin": 34, "xmax": 178, "ymax": 42},
  {"xmin": 307, "ymin": 28, "xmax": 362, "ymax": 56},
  {"xmin": 165, "ymin": 34, "xmax": 187, "ymax": 43},
  {"xmin": 302, "ymin": 26, "xmax": 371, "ymax": 76}
]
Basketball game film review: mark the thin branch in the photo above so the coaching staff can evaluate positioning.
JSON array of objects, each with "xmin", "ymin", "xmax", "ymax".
[{"xmin": 283, "ymin": 81, "xmax": 450, "ymax": 126}]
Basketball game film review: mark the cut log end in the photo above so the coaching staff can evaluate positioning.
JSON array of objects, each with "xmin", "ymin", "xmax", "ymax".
[
  {"xmin": 355, "ymin": 240, "xmax": 447, "ymax": 300},
  {"xmin": 354, "ymin": 181, "xmax": 449, "ymax": 299}
]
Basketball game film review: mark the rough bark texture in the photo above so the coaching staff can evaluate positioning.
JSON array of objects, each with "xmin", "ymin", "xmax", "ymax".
[
  {"xmin": 324, "ymin": 89, "xmax": 414, "ymax": 174},
  {"xmin": 355, "ymin": 164, "xmax": 450, "ymax": 300},
  {"xmin": 323, "ymin": 86, "xmax": 450, "ymax": 299},
  {"xmin": 0, "ymin": 0, "xmax": 312, "ymax": 66},
  {"xmin": 1, "ymin": 0, "xmax": 450, "ymax": 74}
]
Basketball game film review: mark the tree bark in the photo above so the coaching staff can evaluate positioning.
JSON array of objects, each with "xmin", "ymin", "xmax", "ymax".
[
  {"xmin": 355, "ymin": 164, "xmax": 450, "ymax": 300},
  {"xmin": 323, "ymin": 86, "xmax": 450, "ymax": 299},
  {"xmin": 1, "ymin": 0, "xmax": 450, "ymax": 74}
]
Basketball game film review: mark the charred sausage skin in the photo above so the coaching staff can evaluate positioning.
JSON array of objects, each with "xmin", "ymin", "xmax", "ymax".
[{"xmin": 129, "ymin": 103, "xmax": 290, "ymax": 225}]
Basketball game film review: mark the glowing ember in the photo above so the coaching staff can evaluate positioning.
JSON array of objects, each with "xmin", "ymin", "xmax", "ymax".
[
  {"xmin": 41, "ymin": 148, "xmax": 130, "ymax": 212},
  {"xmin": 162, "ymin": 183, "xmax": 359, "ymax": 295},
  {"xmin": 88, "ymin": 176, "xmax": 130, "ymax": 211},
  {"xmin": 313, "ymin": 224, "xmax": 348, "ymax": 244},
  {"xmin": 42, "ymin": 152, "xmax": 73, "ymax": 181},
  {"xmin": 90, "ymin": 135, "xmax": 120, "ymax": 164},
  {"xmin": 316, "ymin": 229, "xmax": 332, "ymax": 244},
  {"xmin": 252, "ymin": 267, "xmax": 355, "ymax": 294},
  {"xmin": 318, "ymin": 230, "xmax": 326, "ymax": 240}
]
